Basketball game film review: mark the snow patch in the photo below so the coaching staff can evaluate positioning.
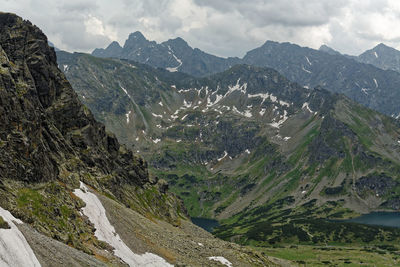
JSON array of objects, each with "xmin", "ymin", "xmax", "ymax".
[
  {"xmin": 152, "ymin": 113, "xmax": 163, "ymax": 118},
  {"xmin": 178, "ymin": 88, "xmax": 191, "ymax": 94},
  {"xmin": 305, "ymin": 56, "xmax": 312, "ymax": 66},
  {"xmin": 245, "ymin": 149, "xmax": 251, "ymax": 154},
  {"xmin": 302, "ymin": 102, "xmax": 314, "ymax": 114},
  {"xmin": 225, "ymin": 79, "xmax": 247, "ymax": 96},
  {"xmin": 63, "ymin": 64, "xmax": 69, "ymax": 72},
  {"xmin": 232, "ymin": 106, "xmax": 252, "ymax": 117},
  {"xmin": 166, "ymin": 46, "xmax": 183, "ymax": 72},
  {"xmin": 373, "ymin": 78, "xmax": 378, "ymax": 88},
  {"xmin": 126, "ymin": 110, "xmax": 132, "ymax": 123},
  {"xmin": 183, "ymin": 99, "xmax": 192, "ymax": 108},
  {"xmin": 374, "ymin": 51, "xmax": 378, "ymax": 58},
  {"xmin": 279, "ymin": 100, "xmax": 290, "ymax": 107},
  {"xmin": 153, "ymin": 138, "xmax": 161, "ymax": 144},
  {"xmin": 207, "ymin": 94, "xmax": 224, "ymax": 107},
  {"xmin": 0, "ymin": 207, "xmax": 41, "ymax": 267},
  {"xmin": 361, "ymin": 88, "xmax": 370, "ymax": 95},
  {"xmin": 128, "ymin": 63, "xmax": 137, "ymax": 69},
  {"xmin": 248, "ymin": 93, "xmax": 269, "ymax": 104},
  {"xmin": 181, "ymin": 114, "xmax": 188, "ymax": 121},
  {"xmin": 159, "ymin": 101, "xmax": 163, "ymax": 107},
  {"xmin": 302, "ymin": 66, "xmax": 312, "ymax": 74},
  {"xmin": 208, "ymin": 256, "xmax": 233, "ymax": 267},
  {"xmin": 269, "ymin": 110, "xmax": 289, "ymax": 128},
  {"xmin": 218, "ymin": 151, "xmax": 228, "ymax": 162},
  {"xmin": 74, "ymin": 183, "xmax": 172, "ymax": 267},
  {"xmin": 283, "ymin": 136, "xmax": 291, "ymax": 141}
]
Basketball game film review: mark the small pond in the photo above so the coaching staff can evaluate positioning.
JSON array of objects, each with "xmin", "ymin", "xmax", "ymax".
[
  {"xmin": 191, "ymin": 217, "xmax": 219, "ymax": 232},
  {"xmin": 342, "ymin": 212, "xmax": 400, "ymax": 228}
]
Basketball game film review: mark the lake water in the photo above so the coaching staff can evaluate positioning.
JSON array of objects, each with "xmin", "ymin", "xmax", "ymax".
[
  {"xmin": 191, "ymin": 217, "xmax": 219, "ymax": 232},
  {"xmin": 344, "ymin": 212, "xmax": 400, "ymax": 228}
]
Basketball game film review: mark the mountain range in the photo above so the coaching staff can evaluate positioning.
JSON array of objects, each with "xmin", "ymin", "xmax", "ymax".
[
  {"xmin": 92, "ymin": 33, "xmax": 400, "ymax": 119},
  {"xmin": 59, "ymin": 49, "xmax": 400, "ymax": 247}
]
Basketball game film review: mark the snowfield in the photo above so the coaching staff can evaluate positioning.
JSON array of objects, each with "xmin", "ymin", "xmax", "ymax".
[
  {"xmin": 74, "ymin": 182, "xmax": 172, "ymax": 267},
  {"xmin": 0, "ymin": 207, "xmax": 41, "ymax": 267},
  {"xmin": 208, "ymin": 256, "xmax": 233, "ymax": 267}
]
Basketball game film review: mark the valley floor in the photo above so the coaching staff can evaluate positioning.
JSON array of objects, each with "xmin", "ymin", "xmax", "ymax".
[{"xmin": 261, "ymin": 244, "xmax": 400, "ymax": 266}]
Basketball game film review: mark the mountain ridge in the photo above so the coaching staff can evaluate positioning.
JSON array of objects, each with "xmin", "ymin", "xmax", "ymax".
[{"xmin": 92, "ymin": 34, "xmax": 400, "ymax": 118}]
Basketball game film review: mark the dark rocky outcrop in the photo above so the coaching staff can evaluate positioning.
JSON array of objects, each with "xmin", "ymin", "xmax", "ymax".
[
  {"xmin": 0, "ymin": 12, "xmax": 149, "ymax": 187},
  {"xmin": 355, "ymin": 173, "xmax": 397, "ymax": 196}
]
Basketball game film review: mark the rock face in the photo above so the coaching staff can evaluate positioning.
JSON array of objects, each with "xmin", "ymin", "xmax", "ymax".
[{"xmin": 0, "ymin": 13, "xmax": 146, "ymax": 186}]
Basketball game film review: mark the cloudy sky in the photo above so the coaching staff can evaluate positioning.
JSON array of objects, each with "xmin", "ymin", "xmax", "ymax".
[{"xmin": 3, "ymin": 0, "xmax": 400, "ymax": 57}]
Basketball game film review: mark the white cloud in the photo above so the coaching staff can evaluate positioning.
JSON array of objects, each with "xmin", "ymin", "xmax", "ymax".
[{"xmin": 2, "ymin": 0, "xmax": 400, "ymax": 57}]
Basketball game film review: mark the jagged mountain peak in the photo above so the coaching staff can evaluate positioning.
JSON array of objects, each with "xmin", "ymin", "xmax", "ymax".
[
  {"xmin": 374, "ymin": 42, "xmax": 392, "ymax": 50},
  {"xmin": 123, "ymin": 30, "xmax": 153, "ymax": 49},
  {"xmin": 107, "ymin": 40, "xmax": 122, "ymax": 49},
  {"xmin": 359, "ymin": 42, "xmax": 396, "ymax": 56},
  {"xmin": 357, "ymin": 42, "xmax": 400, "ymax": 73},
  {"xmin": 127, "ymin": 30, "xmax": 147, "ymax": 40},
  {"xmin": 319, "ymin": 44, "xmax": 341, "ymax": 55},
  {"xmin": 163, "ymin": 36, "xmax": 191, "ymax": 50}
]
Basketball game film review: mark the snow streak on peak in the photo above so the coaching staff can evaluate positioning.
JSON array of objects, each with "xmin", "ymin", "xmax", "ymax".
[{"xmin": 166, "ymin": 45, "xmax": 183, "ymax": 72}]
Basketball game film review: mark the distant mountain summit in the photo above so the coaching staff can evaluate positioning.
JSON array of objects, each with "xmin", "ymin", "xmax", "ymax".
[
  {"xmin": 92, "ymin": 41, "xmax": 122, "ymax": 58},
  {"xmin": 92, "ymin": 31, "xmax": 240, "ymax": 77},
  {"xmin": 319, "ymin": 44, "xmax": 341, "ymax": 56},
  {"xmin": 357, "ymin": 43, "xmax": 400, "ymax": 73}
]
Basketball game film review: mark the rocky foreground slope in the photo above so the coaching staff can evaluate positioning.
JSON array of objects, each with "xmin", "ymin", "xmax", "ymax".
[
  {"xmin": 58, "ymin": 50, "xmax": 400, "ymax": 246},
  {"xmin": 0, "ymin": 12, "xmax": 277, "ymax": 266}
]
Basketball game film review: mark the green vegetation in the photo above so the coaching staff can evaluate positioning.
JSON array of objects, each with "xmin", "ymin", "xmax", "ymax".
[
  {"xmin": 262, "ymin": 244, "xmax": 400, "ymax": 266},
  {"xmin": 0, "ymin": 216, "xmax": 10, "ymax": 229}
]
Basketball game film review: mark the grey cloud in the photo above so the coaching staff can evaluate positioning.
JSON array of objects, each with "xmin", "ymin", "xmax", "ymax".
[
  {"xmin": 3, "ymin": 0, "xmax": 400, "ymax": 57},
  {"xmin": 193, "ymin": 0, "xmax": 347, "ymax": 27}
]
